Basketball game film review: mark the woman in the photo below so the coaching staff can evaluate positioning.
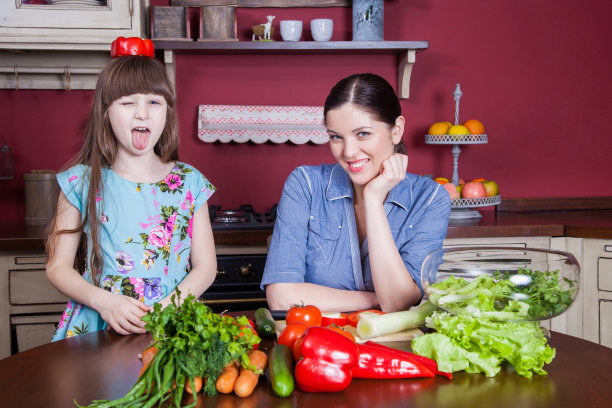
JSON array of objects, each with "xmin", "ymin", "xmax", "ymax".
[{"xmin": 262, "ymin": 73, "xmax": 451, "ymax": 313}]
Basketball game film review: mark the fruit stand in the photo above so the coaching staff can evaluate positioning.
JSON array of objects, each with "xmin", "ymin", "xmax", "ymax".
[{"xmin": 425, "ymin": 84, "xmax": 501, "ymax": 219}]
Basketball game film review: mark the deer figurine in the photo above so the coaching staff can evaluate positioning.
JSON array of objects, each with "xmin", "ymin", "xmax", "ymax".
[{"xmin": 252, "ymin": 15, "xmax": 275, "ymax": 41}]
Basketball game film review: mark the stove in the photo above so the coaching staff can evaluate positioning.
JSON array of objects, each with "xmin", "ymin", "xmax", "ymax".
[
  {"xmin": 201, "ymin": 204, "xmax": 277, "ymax": 312},
  {"xmin": 209, "ymin": 204, "xmax": 277, "ymax": 231}
]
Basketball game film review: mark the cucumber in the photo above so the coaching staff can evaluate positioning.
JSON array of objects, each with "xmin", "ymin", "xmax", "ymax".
[
  {"xmin": 254, "ymin": 307, "xmax": 276, "ymax": 339},
  {"xmin": 269, "ymin": 344, "xmax": 294, "ymax": 398}
]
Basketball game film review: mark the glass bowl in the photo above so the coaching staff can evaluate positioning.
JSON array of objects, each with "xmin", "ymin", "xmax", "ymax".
[{"xmin": 421, "ymin": 246, "xmax": 580, "ymax": 322}]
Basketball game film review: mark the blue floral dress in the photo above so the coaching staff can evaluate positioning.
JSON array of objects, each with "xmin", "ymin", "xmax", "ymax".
[{"xmin": 52, "ymin": 162, "xmax": 215, "ymax": 340}]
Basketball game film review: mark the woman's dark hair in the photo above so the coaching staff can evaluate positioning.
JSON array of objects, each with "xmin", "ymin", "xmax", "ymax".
[{"xmin": 323, "ymin": 73, "xmax": 406, "ymax": 154}]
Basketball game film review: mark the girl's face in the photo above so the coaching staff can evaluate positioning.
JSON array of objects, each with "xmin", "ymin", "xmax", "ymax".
[
  {"xmin": 327, "ymin": 103, "xmax": 404, "ymax": 187},
  {"xmin": 108, "ymin": 93, "xmax": 168, "ymax": 159}
]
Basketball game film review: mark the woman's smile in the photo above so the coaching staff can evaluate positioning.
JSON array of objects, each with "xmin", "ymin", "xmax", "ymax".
[{"xmin": 346, "ymin": 158, "xmax": 370, "ymax": 172}]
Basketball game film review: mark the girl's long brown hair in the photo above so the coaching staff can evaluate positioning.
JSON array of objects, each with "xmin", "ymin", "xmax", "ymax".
[{"xmin": 46, "ymin": 56, "xmax": 179, "ymax": 286}]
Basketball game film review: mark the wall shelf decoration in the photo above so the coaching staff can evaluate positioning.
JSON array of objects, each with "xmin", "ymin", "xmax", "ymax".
[
  {"xmin": 198, "ymin": 105, "xmax": 328, "ymax": 144},
  {"xmin": 154, "ymin": 40, "xmax": 428, "ymax": 98}
]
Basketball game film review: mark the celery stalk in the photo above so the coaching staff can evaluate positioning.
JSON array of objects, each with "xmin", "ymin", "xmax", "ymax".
[{"xmin": 356, "ymin": 301, "xmax": 437, "ymax": 340}]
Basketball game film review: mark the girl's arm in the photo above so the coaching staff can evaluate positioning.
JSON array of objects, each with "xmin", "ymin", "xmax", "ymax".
[
  {"xmin": 266, "ymin": 282, "xmax": 379, "ymax": 312},
  {"xmin": 159, "ymin": 204, "xmax": 216, "ymax": 307},
  {"xmin": 363, "ymin": 154, "xmax": 422, "ymax": 312},
  {"xmin": 46, "ymin": 192, "xmax": 149, "ymax": 335}
]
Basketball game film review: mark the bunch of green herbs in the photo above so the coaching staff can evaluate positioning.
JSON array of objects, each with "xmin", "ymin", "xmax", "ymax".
[{"xmin": 76, "ymin": 291, "xmax": 260, "ymax": 408}]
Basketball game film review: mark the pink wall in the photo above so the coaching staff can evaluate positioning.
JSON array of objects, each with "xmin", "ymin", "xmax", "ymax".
[{"xmin": 1, "ymin": 0, "xmax": 612, "ymax": 222}]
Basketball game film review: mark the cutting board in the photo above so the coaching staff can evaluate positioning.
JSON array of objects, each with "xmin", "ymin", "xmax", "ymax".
[{"xmin": 274, "ymin": 321, "xmax": 423, "ymax": 344}]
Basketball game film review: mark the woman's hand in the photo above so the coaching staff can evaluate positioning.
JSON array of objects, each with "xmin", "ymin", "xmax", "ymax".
[
  {"xmin": 96, "ymin": 292, "xmax": 150, "ymax": 335},
  {"xmin": 363, "ymin": 153, "xmax": 408, "ymax": 204}
]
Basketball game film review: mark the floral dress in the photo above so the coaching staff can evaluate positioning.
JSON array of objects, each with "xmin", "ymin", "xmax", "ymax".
[{"xmin": 52, "ymin": 162, "xmax": 215, "ymax": 340}]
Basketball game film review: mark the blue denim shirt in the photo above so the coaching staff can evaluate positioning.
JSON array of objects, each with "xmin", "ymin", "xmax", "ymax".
[{"xmin": 261, "ymin": 164, "xmax": 451, "ymax": 294}]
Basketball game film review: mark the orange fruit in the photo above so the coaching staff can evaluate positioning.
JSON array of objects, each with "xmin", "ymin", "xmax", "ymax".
[
  {"xmin": 434, "ymin": 177, "xmax": 449, "ymax": 185},
  {"xmin": 428, "ymin": 121, "xmax": 451, "ymax": 135},
  {"xmin": 472, "ymin": 178, "xmax": 486, "ymax": 182},
  {"xmin": 462, "ymin": 119, "xmax": 485, "ymax": 135}
]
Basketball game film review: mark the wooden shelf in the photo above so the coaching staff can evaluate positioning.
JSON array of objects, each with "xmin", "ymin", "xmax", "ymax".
[{"xmin": 153, "ymin": 40, "xmax": 429, "ymax": 98}]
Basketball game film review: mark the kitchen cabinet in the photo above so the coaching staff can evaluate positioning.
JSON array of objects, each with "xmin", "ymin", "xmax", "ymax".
[
  {"xmin": 0, "ymin": 251, "xmax": 67, "ymax": 358},
  {"xmin": 0, "ymin": 0, "xmax": 148, "ymax": 89},
  {"xmin": 153, "ymin": 40, "xmax": 429, "ymax": 99},
  {"xmin": 580, "ymin": 238, "xmax": 612, "ymax": 346}
]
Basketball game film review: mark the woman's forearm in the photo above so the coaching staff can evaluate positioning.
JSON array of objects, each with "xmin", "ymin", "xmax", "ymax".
[
  {"xmin": 266, "ymin": 282, "xmax": 379, "ymax": 312},
  {"xmin": 365, "ymin": 200, "xmax": 421, "ymax": 312}
]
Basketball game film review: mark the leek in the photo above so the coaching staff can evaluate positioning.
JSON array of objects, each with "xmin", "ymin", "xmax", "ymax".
[{"xmin": 356, "ymin": 301, "xmax": 437, "ymax": 340}]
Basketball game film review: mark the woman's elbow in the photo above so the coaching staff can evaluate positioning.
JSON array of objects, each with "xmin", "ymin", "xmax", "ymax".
[{"xmin": 265, "ymin": 284, "xmax": 294, "ymax": 310}]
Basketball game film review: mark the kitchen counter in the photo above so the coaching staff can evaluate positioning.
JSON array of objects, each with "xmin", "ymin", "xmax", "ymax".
[
  {"xmin": 3, "ymin": 208, "xmax": 612, "ymax": 252},
  {"xmin": 1, "ymin": 328, "xmax": 611, "ymax": 407}
]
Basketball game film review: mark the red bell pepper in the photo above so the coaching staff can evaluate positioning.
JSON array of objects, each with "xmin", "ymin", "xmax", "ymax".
[
  {"xmin": 111, "ymin": 37, "xmax": 155, "ymax": 58},
  {"xmin": 364, "ymin": 341, "xmax": 452, "ymax": 379},
  {"xmin": 347, "ymin": 309, "xmax": 385, "ymax": 327},
  {"xmin": 295, "ymin": 326, "xmax": 359, "ymax": 393},
  {"xmin": 320, "ymin": 312, "xmax": 348, "ymax": 327},
  {"xmin": 353, "ymin": 342, "xmax": 435, "ymax": 379}
]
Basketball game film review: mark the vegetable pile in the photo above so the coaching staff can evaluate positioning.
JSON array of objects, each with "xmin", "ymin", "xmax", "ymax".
[{"xmin": 76, "ymin": 292, "xmax": 260, "ymax": 408}]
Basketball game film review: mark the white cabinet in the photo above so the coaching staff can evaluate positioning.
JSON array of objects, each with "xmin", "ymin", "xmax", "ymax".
[
  {"xmin": 0, "ymin": 1, "xmax": 149, "ymax": 89},
  {"xmin": 0, "ymin": 251, "xmax": 67, "ymax": 359},
  {"xmin": 0, "ymin": 1, "xmax": 148, "ymax": 50},
  {"xmin": 581, "ymin": 238, "xmax": 612, "ymax": 346}
]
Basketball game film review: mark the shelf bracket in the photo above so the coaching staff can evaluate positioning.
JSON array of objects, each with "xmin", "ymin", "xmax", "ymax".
[
  {"xmin": 163, "ymin": 50, "xmax": 176, "ymax": 91},
  {"xmin": 398, "ymin": 50, "xmax": 416, "ymax": 99}
]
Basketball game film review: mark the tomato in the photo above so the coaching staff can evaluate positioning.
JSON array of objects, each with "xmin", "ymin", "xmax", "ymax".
[
  {"xmin": 292, "ymin": 332, "xmax": 305, "ymax": 361},
  {"xmin": 327, "ymin": 325, "xmax": 356, "ymax": 343},
  {"xmin": 347, "ymin": 309, "xmax": 385, "ymax": 327},
  {"xmin": 277, "ymin": 322, "xmax": 309, "ymax": 349},
  {"xmin": 286, "ymin": 304, "xmax": 322, "ymax": 327},
  {"xmin": 320, "ymin": 312, "xmax": 348, "ymax": 327}
]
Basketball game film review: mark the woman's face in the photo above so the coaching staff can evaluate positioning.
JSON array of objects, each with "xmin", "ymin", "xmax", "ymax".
[
  {"xmin": 327, "ymin": 103, "xmax": 404, "ymax": 187},
  {"xmin": 108, "ymin": 93, "xmax": 168, "ymax": 159}
]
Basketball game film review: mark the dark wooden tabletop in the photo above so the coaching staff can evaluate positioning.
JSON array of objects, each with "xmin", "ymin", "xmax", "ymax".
[{"xmin": 1, "ymin": 330, "xmax": 611, "ymax": 408}]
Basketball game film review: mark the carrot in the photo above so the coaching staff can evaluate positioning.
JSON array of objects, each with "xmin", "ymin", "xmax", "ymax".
[
  {"xmin": 233, "ymin": 350, "xmax": 268, "ymax": 398},
  {"xmin": 138, "ymin": 345, "xmax": 159, "ymax": 378},
  {"xmin": 184, "ymin": 377, "xmax": 203, "ymax": 395},
  {"xmin": 247, "ymin": 349, "xmax": 268, "ymax": 371},
  {"xmin": 216, "ymin": 363, "xmax": 239, "ymax": 394},
  {"xmin": 233, "ymin": 369, "xmax": 260, "ymax": 398}
]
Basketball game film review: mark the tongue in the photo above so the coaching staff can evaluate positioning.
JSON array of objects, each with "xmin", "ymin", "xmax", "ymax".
[{"xmin": 132, "ymin": 129, "xmax": 150, "ymax": 150}]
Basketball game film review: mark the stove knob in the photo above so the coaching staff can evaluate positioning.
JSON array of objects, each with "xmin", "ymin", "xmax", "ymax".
[
  {"xmin": 240, "ymin": 264, "xmax": 253, "ymax": 277},
  {"xmin": 216, "ymin": 269, "xmax": 226, "ymax": 279}
]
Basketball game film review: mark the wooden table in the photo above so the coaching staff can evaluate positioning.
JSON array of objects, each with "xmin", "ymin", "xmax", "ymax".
[{"xmin": 0, "ymin": 330, "xmax": 611, "ymax": 408}]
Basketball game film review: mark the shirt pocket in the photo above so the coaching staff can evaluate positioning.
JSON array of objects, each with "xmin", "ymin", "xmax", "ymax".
[{"xmin": 306, "ymin": 218, "xmax": 341, "ymax": 267}]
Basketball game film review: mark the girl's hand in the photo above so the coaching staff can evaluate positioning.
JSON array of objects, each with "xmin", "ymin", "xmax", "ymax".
[
  {"xmin": 363, "ymin": 153, "xmax": 408, "ymax": 204},
  {"xmin": 97, "ymin": 292, "xmax": 150, "ymax": 335}
]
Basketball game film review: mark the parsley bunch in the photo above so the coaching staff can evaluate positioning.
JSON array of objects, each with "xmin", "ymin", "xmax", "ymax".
[{"xmin": 77, "ymin": 291, "xmax": 260, "ymax": 408}]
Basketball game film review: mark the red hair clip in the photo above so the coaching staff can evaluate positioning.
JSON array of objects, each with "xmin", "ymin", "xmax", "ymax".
[{"xmin": 110, "ymin": 37, "xmax": 155, "ymax": 58}]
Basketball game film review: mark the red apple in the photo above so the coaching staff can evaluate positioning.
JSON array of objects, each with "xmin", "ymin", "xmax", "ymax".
[{"xmin": 462, "ymin": 181, "xmax": 486, "ymax": 199}]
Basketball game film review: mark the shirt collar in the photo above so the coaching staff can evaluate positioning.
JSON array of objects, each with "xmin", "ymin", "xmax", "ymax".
[{"xmin": 325, "ymin": 163, "xmax": 413, "ymax": 212}]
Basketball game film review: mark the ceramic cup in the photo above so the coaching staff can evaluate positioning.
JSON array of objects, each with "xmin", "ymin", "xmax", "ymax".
[
  {"xmin": 311, "ymin": 18, "xmax": 333, "ymax": 41},
  {"xmin": 280, "ymin": 20, "xmax": 303, "ymax": 41}
]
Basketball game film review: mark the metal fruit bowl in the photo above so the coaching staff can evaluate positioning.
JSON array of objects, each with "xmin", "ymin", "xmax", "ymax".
[{"xmin": 421, "ymin": 246, "xmax": 580, "ymax": 322}]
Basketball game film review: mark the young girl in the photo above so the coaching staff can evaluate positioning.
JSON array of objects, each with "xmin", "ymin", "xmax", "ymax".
[
  {"xmin": 262, "ymin": 73, "xmax": 451, "ymax": 313},
  {"xmin": 46, "ymin": 46, "xmax": 217, "ymax": 339}
]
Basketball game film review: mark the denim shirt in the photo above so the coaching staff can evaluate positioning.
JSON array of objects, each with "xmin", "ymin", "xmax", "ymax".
[{"xmin": 261, "ymin": 164, "xmax": 451, "ymax": 294}]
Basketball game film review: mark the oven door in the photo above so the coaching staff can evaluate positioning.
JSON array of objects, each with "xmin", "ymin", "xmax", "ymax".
[{"xmin": 200, "ymin": 254, "xmax": 268, "ymax": 312}]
